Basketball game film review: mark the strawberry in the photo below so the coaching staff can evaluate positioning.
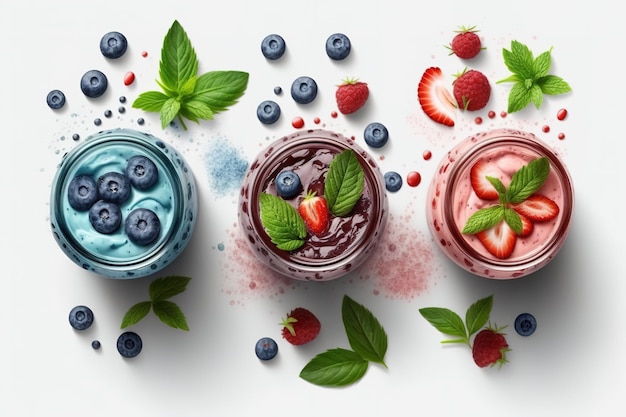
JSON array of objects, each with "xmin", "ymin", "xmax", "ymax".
[
  {"xmin": 476, "ymin": 220, "xmax": 516, "ymax": 259},
  {"xmin": 512, "ymin": 194, "xmax": 560, "ymax": 222},
  {"xmin": 280, "ymin": 307, "xmax": 321, "ymax": 345},
  {"xmin": 447, "ymin": 26, "xmax": 483, "ymax": 59},
  {"xmin": 472, "ymin": 326, "xmax": 510, "ymax": 368},
  {"xmin": 470, "ymin": 160, "xmax": 500, "ymax": 200},
  {"xmin": 417, "ymin": 67, "xmax": 456, "ymax": 127},
  {"xmin": 298, "ymin": 191, "xmax": 329, "ymax": 235},
  {"xmin": 518, "ymin": 213, "xmax": 534, "ymax": 237},
  {"xmin": 452, "ymin": 68, "xmax": 491, "ymax": 111},
  {"xmin": 335, "ymin": 78, "xmax": 369, "ymax": 114}
]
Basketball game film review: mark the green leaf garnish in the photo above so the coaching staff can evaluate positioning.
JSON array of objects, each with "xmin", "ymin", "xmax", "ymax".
[
  {"xmin": 497, "ymin": 40, "xmax": 571, "ymax": 113},
  {"xmin": 132, "ymin": 20, "xmax": 248, "ymax": 129},
  {"xmin": 299, "ymin": 348, "xmax": 369, "ymax": 387},
  {"xmin": 324, "ymin": 150, "xmax": 365, "ymax": 216},
  {"xmin": 259, "ymin": 193, "xmax": 307, "ymax": 251}
]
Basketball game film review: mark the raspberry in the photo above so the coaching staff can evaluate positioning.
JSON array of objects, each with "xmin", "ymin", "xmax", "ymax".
[
  {"xmin": 448, "ymin": 26, "xmax": 483, "ymax": 59},
  {"xmin": 453, "ymin": 69, "xmax": 491, "ymax": 111}
]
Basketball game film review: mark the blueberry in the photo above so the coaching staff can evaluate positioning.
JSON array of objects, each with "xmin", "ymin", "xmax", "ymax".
[
  {"xmin": 100, "ymin": 31, "xmax": 128, "ymax": 59},
  {"xmin": 80, "ymin": 70, "xmax": 108, "ymax": 98},
  {"xmin": 117, "ymin": 331, "xmax": 142, "ymax": 358},
  {"xmin": 125, "ymin": 155, "xmax": 159, "ymax": 190},
  {"xmin": 291, "ymin": 76, "xmax": 318, "ymax": 104},
  {"xmin": 273, "ymin": 86, "xmax": 282, "ymax": 95},
  {"xmin": 256, "ymin": 100, "xmax": 281, "ymax": 124},
  {"xmin": 384, "ymin": 171, "xmax": 403, "ymax": 192},
  {"xmin": 69, "ymin": 305, "xmax": 94, "ymax": 330},
  {"xmin": 97, "ymin": 172, "xmax": 131, "ymax": 204},
  {"xmin": 46, "ymin": 89, "xmax": 66, "ymax": 110},
  {"xmin": 364, "ymin": 122, "xmax": 390, "ymax": 149},
  {"xmin": 89, "ymin": 200, "xmax": 122, "ymax": 234},
  {"xmin": 67, "ymin": 174, "xmax": 98, "ymax": 211},
  {"xmin": 125, "ymin": 208, "xmax": 161, "ymax": 245},
  {"xmin": 325, "ymin": 33, "xmax": 351, "ymax": 60},
  {"xmin": 91, "ymin": 340, "xmax": 101, "ymax": 350},
  {"xmin": 275, "ymin": 170, "xmax": 302, "ymax": 199},
  {"xmin": 261, "ymin": 34, "xmax": 286, "ymax": 60},
  {"xmin": 255, "ymin": 337, "xmax": 278, "ymax": 361},
  {"xmin": 514, "ymin": 313, "xmax": 537, "ymax": 336}
]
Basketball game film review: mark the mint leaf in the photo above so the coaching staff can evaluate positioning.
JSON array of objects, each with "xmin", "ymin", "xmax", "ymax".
[
  {"xmin": 342, "ymin": 295, "xmax": 388, "ymax": 366},
  {"xmin": 121, "ymin": 301, "xmax": 152, "ymax": 329},
  {"xmin": 465, "ymin": 295, "xmax": 493, "ymax": 336},
  {"xmin": 461, "ymin": 205, "xmax": 504, "ymax": 234},
  {"xmin": 191, "ymin": 71, "xmax": 249, "ymax": 113},
  {"xmin": 159, "ymin": 20, "xmax": 197, "ymax": 93},
  {"xmin": 149, "ymin": 276, "xmax": 192, "ymax": 301},
  {"xmin": 418, "ymin": 307, "xmax": 469, "ymax": 345},
  {"xmin": 503, "ymin": 207, "xmax": 523, "ymax": 234},
  {"xmin": 300, "ymin": 348, "xmax": 369, "ymax": 387},
  {"xmin": 506, "ymin": 157, "xmax": 550, "ymax": 203},
  {"xmin": 259, "ymin": 193, "xmax": 306, "ymax": 251},
  {"xmin": 324, "ymin": 150, "xmax": 364, "ymax": 216},
  {"xmin": 132, "ymin": 91, "xmax": 169, "ymax": 112},
  {"xmin": 152, "ymin": 300, "xmax": 189, "ymax": 331}
]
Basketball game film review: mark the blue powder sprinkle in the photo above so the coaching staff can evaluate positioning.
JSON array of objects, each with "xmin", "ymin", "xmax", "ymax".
[{"xmin": 205, "ymin": 136, "xmax": 249, "ymax": 198}]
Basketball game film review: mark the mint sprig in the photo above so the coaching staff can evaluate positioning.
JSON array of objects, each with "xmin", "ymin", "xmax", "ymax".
[
  {"xmin": 121, "ymin": 275, "xmax": 191, "ymax": 331},
  {"xmin": 497, "ymin": 40, "xmax": 571, "ymax": 113},
  {"xmin": 324, "ymin": 150, "xmax": 364, "ymax": 216},
  {"xmin": 300, "ymin": 295, "xmax": 388, "ymax": 387},
  {"xmin": 259, "ymin": 193, "xmax": 307, "ymax": 251},
  {"xmin": 132, "ymin": 20, "xmax": 249, "ymax": 129}
]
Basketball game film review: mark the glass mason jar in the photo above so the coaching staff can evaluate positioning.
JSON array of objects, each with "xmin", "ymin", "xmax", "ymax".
[
  {"xmin": 426, "ymin": 128, "xmax": 574, "ymax": 279},
  {"xmin": 238, "ymin": 129, "xmax": 389, "ymax": 281},
  {"xmin": 50, "ymin": 128, "xmax": 198, "ymax": 279}
]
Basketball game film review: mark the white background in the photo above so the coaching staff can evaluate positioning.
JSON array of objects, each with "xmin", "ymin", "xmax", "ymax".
[{"xmin": 1, "ymin": 1, "xmax": 621, "ymax": 416}]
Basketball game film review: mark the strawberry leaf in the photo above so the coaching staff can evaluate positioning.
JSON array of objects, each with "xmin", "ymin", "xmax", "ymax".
[
  {"xmin": 465, "ymin": 295, "xmax": 493, "ymax": 336},
  {"xmin": 419, "ymin": 307, "xmax": 468, "ymax": 345},
  {"xmin": 120, "ymin": 301, "xmax": 152, "ymax": 329},
  {"xmin": 300, "ymin": 348, "xmax": 369, "ymax": 387},
  {"xmin": 152, "ymin": 299, "xmax": 189, "ymax": 331},
  {"xmin": 325, "ymin": 150, "xmax": 364, "ymax": 216},
  {"xmin": 259, "ymin": 193, "xmax": 306, "ymax": 251},
  {"xmin": 342, "ymin": 295, "xmax": 388, "ymax": 366}
]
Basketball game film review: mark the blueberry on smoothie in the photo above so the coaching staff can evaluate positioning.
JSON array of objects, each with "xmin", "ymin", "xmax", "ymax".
[
  {"xmin": 116, "ymin": 331, "xmax": 142, "ymax": 358},
  {"xmin": 275, "ymin": 170, "xmax": 301, "ymax": 199},
  {"xmin": 68, "ymin": 305, "xmax": 94, "ymax": 330},
  {"xmin": 99, "ymin": 31, "xmax": 128, "ymax": 59},
  {"xmin": 97, "ymin": 172, "xmax": 131, "ymax": 204},
  {"xmin": 89, "ymin": 200, "xmax": 122, "ymax": 234},
  {"xmin": 364, "ymin": 122, "xmax": 389, "ymax": 148},
  {"xmin": 291, "ymin": 76, "xmax": 318, "ymax": 104},
  {"xmin": 80, "ymin": 70, "xmax": 108, "ymax": 98},
  {"xmin": 514, "ymin": 313, "xmax": 537, "ymax": 336},
  {"xmin": 261, "ymin": 34, "xmax": 286, "ymax": 60},
  {"xmin": 256, "ymin": 100, "xmax": 281, "ymax": 124},
  {"xmin": 384, "ymin": 171, "xmax": 403, "ymax": 192},
  {"xmin": 125, "ymin": 155, "xmax": 158, "ymax": 190},
  {"xmin": 67, "ymin": 174, "xmax": 99, "ymax": 211},
  {"xmin": 125, "ymin": 208, "xmax": 161, "ymax": 245},
  {"xmin": 325, "ymin": 33, "xmax": 351, "ymax": 60},
  {"xmin": 46, "ymin": 89, "xmax": 66, "ymax": 110},
  {"xmin": 255, "ymin": 337, "xmax": 278, "ymax": 361}
]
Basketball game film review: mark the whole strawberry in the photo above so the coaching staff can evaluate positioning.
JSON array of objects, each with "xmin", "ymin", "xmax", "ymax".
[
  {"xmin": 280, "ymin": 307, "xmax": 321, "ymax": 345},
  {"xmin": 453, "ymin": 69, "xmax": 491, "ymax": 111},
  {"xmin": 336, "ymin": 77, "xmax": 369, "ymax": 114},
  {"xmin": 298, "ymin": 191, "xmax": 329, "ymax": 235},
  {"xmin": 447, "ymin": 26, "xmax": 484, "ymax": 59},
  {"xmin": 472, "ymin": 326, "xmax": 510, "ymax": 368}
]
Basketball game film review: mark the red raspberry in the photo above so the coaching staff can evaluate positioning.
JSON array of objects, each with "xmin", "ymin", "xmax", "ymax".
[
  {"xmin": 448, "ymin": 26, "xmax": 483, "ymax": 59},
  {"xmin": 452, "ymin": 69, "xmax": 491, "ymax": 111}
]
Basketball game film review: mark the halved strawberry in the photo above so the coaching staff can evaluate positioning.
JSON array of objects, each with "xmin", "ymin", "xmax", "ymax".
[
  {"xmin": 518, "ymin": 213, "xmax": 534, "ymax": 237},
  {"xmin": 512, "ymin": 194, "xmax": 559, "ymax": 222},
  {"xmin": 417, "ymin": 67, "xmax": 456, "ymax": 127},
  {"xmin": 476, "ymin": 220, "xmax": 517, "ymax": 259},
  {"xmin": 298, "ymin": 191, "xmax": 329, "ymax": 235},
  {"xmin": 470, "ymin": 160, "xmax": 500, "ymax": 200}
]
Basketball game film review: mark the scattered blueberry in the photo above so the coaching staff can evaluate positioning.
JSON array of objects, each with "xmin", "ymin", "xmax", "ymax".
[
  {"xmin": 137, "ymin": 118, "xmax": 145, "ymax": 125},
  {"xmin": 72, "ymin": 133, "xmax": 80, "ymax": 141},
  {"xmin": 80, "ymin": 69, "xmax": 108, "ymax": 98},
  {"xmin": 91, "ymin": 340, "xmax": 101, "ymax": 350},
  {"xmin": 291, "ymin": 76, "xmax": 318, "ymax": 104},
  {"xmin": 94, "ymin": 118, "xmax": 102, "ymax": 126},
  {"xmin": 256, "ymin": 100, "xmax": 281, "ymax": 124},
  {"xmin": 273, "ymin": 86, "xmax": 282, "ymax": 95},
  {"xmin": 68, "ymin": 305, "xmax": 94, "ymax": 330},
  {"xmin": 275, "ymin": 170, "xmax": 302, "ymax": 199},
  {"xmin": 104, "ymin": 109, "xmax": 112, "ymax": 118},
  {"xmin": 384, "ymin": 171, "xmax": 403, "ymax": 192},
  {"xmin": 89, "ymin": 200, "xmax": 122, "ymax": 234},
  {"xmin": 119, "ymin": 96, "xmax": 127, "ymax": 103},
  {"xmin": 325, "ymin": 33, "xmax": 351, "ymax": 60},
  {"xmin": 364, "ymin": 122, "xmax": 390, "ymax": 148},
  {"xmin": 99, "ymin": 31, "xmax": 128, "ymax": 59},
  {"xmin": 255, "ymin": 337, "xmax": 278, "ymax": 361},
  {"xmin": 97, "ymin": 172, "xmax": 131, "ymax": 204},
  {"xmin": 67, "ymin": 174, "xmax": 99, "ymax": 211},
  {"xmin": 514, "ymin": 313, "xmax": 537, "ymax": 336},
  {"xmin": 125, "ymin": 155, "xmax": 159, "ymax": 190},
  {"xmin": 118, "ymin": 106, "xmax": 126, "ymax": 114},
  {"xmin": 261, "ymin": 34, "xmax": 286, "ymax": 60},
  {"xmin": 117, "ymin": 331, "xmax": 142, "ymax": 358},
  {"xmin": 46, "ymin": 89, "xmax": 66, "ymax": 110},
  {"xmin": 125, "ymin": 208, "xmax": 161, "ymax": 245}
]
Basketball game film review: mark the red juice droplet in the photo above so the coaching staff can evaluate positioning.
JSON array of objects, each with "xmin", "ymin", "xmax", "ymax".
[
  {"xmin": 474, "ymin": 117, "xmax": 483, "ymax": 125},
  {"xmin": 488, "ymin": 110, "xmax": 496, "ymax": 119},
  {"xmin": 500, "ymin": 111, "xmax": 507, "ymax": 118},
  {"xmin": 558, "ymin": 132, "xmax": 566, "ymax": 140},
  {"xmin": 291, "ymin": 116, "xmax": 305, "ymax": 129},
  {"xmin": 557, "ymin": 108, "xmax": 568, "ymax": 121},
  {"xmin": 123, "ymin": 71, "xmax": 135, "ymax": 86},
  {"xmin": 407, "ymin": 171, "xmax": 421, "ymax": 187},
  {"xmin": 330, "ymin": 111, "xmax": 338, "ymax": 118},
  {"xmin": 141, "ymin": 51, "xmax": 148, "ymax": 58},
  {"xmin": 423, "ymin": 150, "xmax": 432, "ymax": 161},
  {"xmin": 313, "ymin": 117, "xmax": 321, "ymax": 124},
  {"xmin": 542, "ymin": 125, "xmax": 550, "ymax": 133}
]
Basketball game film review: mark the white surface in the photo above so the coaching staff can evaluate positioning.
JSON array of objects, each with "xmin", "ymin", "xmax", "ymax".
[{"xmin": 1, "ymin": 1, "xmax": 621, "ymax": 416}]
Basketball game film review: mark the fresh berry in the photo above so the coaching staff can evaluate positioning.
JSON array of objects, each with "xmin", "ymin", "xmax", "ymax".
[
  {"xmin": 125, "ymin": 208, "xmax": 161, "ymax": 245},
  {"xmin": 518, "ymin": 213, "xmax": 534, "ymax": 237},
  {"xmin": 512, "ymin": 194, "xmax": 559, "ymax": 222},
  {"xmin": 46, "ymin": 89, "xmax": 66, "ymax": 110},
  {"xmin": 472, "ymin": 326, "xmax": 510, "ymax": 368},
  {"xmin": 80, "ymin": 69, "xmax": 108, "ymax": 98},
  {"xmin": 476, "ymin": 220, "xmax": 516, "ymax": 259},
  {"xmin": 117, "ymin": 331, "xmax": 143, "ymax": 358},
  {"xmin": 255, "ymin": 337, "xmax": 279, "ymax": 360},
  {"xmin": 256, "ymin": 100, "xmax": 281, "ymax": 124},
  {"xmin": 453, "ymin": 69, "xmax": 491, "ymax": 111},
  {"xmin": 298, "ymin": 191, "xmax": 329, "ymax": 235},
  {"xmin": 469, "ymin": 160, "xmax": 500, "ymax": 200},
  {"xmin": 273, "ymin": 86, "xmax": 282, "ymax": 95},
  {"xmin": 89, "ymin": 200, "xmax": 122, "ymax": 234},
  {"xmin": 67, "ymin": 174, "xmax": 99, "ymax": 211},
  {"xmin": 291, "ymin": 76, "xmax": 318, "ymax": 104},
  {"xmin": 275, "ymin": 170, "xmax": 302, "ymax": 199},
  {"xmin": 97, "ymin": 172, "xmax": 131, "ymax": 204},
  {"xmin": 384, "ymin": 171, "xmax": 403, "ymax": 192},
  {"xmin": 91, "ymin": 340, "xmax": 101, "ymax": 350},
  {"xmin": 261, "ymin": 34, "xmax": 286, "ymax": 60},
  {"xmin": 99, "ymin": 31, "xmax": 128, "ymax": 59},
  {"xmin": 280, "ymin": 307, "xmax": 321, "ymax": 345},
  {"xmin": 514, "ymin": 313, "xmax": 537, "ymax": 336},
  {"xmin": 417, "ymin": 67, "xmax": 456, "ymax": 127},
  {"xmin": 447, "ymin": 26, "xmax": 483, "ymax": 59},
  {"xmin": 335, "ymin": 78, "xmax": 369, "ymax": 114},
  {"xmin": 69, "ymin": 305, "xmax": 94, "ymax": 330},
  {"xmin": 363, "ymin": 122, "xmax": 389, "ymax": 148},
  {"xmin": 125, "ymin": 155, "xmax": 159, "ymax": 191},
  {"xmin": 325, "ymin": 33, "xmax": 351, "ymax": 60}
]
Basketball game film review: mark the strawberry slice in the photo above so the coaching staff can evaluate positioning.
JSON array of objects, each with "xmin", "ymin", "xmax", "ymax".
[
  {"xmin": 417, "ymin": 67, "xmax": 456, "ymax": 127},
  {"xmin": 518, "ymin": 213, "xmax": 534, "ymax": 237},
  {"xmin": 298, "ymin": 191, "xmax": 329, "ymax": 235},
  {"xmin": 512, "ymin": 194, "xmax": 559, "ymax": 222},
  {"xmin": 476, "ymin": 220, "xmax": 517, "ymax": 259},
  {"xmin": 470, "ymin": 160, "xmax": 500, "ymax": 200}
]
